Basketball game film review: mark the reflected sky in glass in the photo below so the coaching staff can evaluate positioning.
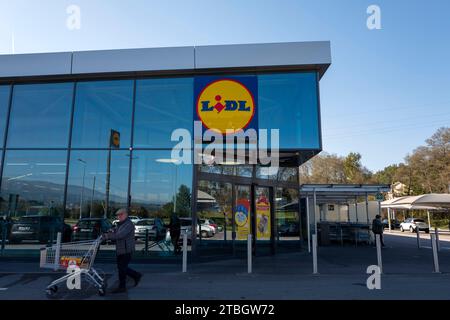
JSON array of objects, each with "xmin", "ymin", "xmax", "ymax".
[
  {"xmin": 72, "ymin": 80, "xmax": 134, "ymax": 148},
  {"xmin": 7, "ymin": 83, "xmax": 73, "ymax": 148},
  {"xmin": 259, "ymin": 73, "xmax": 319, "ymax": 149},
  {"xmin": 0, "ymin": 86, "xmax": 11, "ymax": 146},
  {"xmin": 130, "ymin": 150, "xmax": 192, "ymax": 206},
  {"xmin": 0, "ymin": 150, "xmax": 67, "ymax": 211},
  {"xmin": 134, "ymin": 77, "xmax": 193, "ymax": 148}
]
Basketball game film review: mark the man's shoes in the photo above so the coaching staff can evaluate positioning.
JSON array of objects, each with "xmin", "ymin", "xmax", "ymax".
[
  {"xmin": 111, "ymin": 287, "xmax": 127, "ymax": 294},
  {"xmin": 134, "ymin": 273, "xmax": 142, "ymax": 287}
]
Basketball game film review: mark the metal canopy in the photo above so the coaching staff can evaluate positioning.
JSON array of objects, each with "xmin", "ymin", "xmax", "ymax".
[{"xmin": 300, "ymin": 184, "xmax": 391, "ymax": 204}]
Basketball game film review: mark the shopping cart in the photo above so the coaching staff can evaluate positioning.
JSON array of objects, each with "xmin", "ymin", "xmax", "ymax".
[{"xmin": 40, "ymin": 236, "xmax": 107, "ymax": 297}]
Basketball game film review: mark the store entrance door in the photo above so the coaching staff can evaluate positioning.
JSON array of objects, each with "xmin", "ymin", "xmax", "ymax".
[{"xmin": 233, "ymin": 184, "xmax": 275, "ymax": 256}]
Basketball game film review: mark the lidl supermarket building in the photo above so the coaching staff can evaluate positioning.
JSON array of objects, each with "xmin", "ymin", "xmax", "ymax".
[{"xmin": 0, "ymin": 41, "xmax": 332, "ymax": 258}]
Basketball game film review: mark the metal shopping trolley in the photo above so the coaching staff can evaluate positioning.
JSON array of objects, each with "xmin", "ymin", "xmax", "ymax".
[{"xmin": 40, "ymin": 236, "xmax": 107, "ymax": 297}]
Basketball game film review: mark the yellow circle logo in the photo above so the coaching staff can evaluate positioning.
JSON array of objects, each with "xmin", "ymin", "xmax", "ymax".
[{"xmin": 196, "ymin": 79, "xmax": 255, "ymax": 134}]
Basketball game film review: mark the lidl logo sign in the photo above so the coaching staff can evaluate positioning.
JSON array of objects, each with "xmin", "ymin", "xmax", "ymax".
[{"xmin": 195, "ymin": 76, "xmax": 258, "ymax": 135}]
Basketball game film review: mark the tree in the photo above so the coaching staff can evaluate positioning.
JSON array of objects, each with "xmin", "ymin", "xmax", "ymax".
[
  {"xmin": 373, "ymin": 127, "xmax": 450, "ymax": 195},
  {"xmin": 299, "ymin": 152, "xmax": 346, "ymax": 184},
  {"xmin": 300, "ymin": 152, "xmax": 371, "ymax": 184},
  {"xmin": 175, "ymin": 184, "xmax": 191, "ymax": 217}
]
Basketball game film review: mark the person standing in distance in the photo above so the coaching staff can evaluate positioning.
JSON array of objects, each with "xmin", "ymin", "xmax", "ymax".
[{"xmin": 372, "ymin": 214, "xmax": 385, "ymax": 247}]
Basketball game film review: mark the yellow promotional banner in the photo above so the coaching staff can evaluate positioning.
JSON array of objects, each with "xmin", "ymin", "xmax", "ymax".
[
  {"xmin": 256, "ymin": 196, "xmax": 271, "ymax": 240},
  {"xmin": 235, "ymin": 199, "xmax": 251, "ymax": 240}
]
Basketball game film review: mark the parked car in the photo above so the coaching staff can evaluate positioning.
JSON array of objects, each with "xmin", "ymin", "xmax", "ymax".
[
  {"xmin": 382, "ymin": 219, "xmax": 401, "ymax": 230},
  {"xmin": 135, "ymin": 218, "xmax": 166, "ymax": 241},
  {"xmin": 9, "ymin": 215, "xmax": 72, "ymax": 244},
  {"xmin": 400, "ymin": 218, "xmax": 429, "ymax": 233},
  {"xmin": 72, "ymin": 218, "xmax": 113, "ymax": 241},
  {"xmin": 112, "ymin": 215, "xmax": 142, "ymax": 226}
]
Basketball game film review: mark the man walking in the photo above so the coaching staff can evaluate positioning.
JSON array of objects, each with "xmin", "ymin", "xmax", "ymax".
[
  {"xmin": 372, "ymin": 214, "xmax": 385, "ymax": 247},
  {"xmin": 102, "ymin": 208, "xmax": 142, "ymax": 293}
]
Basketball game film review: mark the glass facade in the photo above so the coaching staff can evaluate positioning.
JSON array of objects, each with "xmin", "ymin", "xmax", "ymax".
[
  {"xmin": 134, "ymin": 78, "xmax": 194, "ymax": 148},
  {"xmin": 259, "ymin": 73, "xmax": 320, "ymax": 149},
  {"xmin": 65, "ymin": 150, "xmax": 130, "ymax": 220},
  {"xmin": 129, "ymin": 150, "xmax": 192, "ymax": 221},
  {"xmin": 0, "ymin": 150, "xmax": 67, "ymax": 217},
  {"xmin": 7, "ymin": 83, "xmax": 73, "ymax": 148},
  {"xmin": 0, "ymin": 72, "xmax": 319, "ymax": 257},
  {"xmin": 71, "ymin": 80, "xmax": 134, "ymax": 148},
  {"xmin": 0, "ymin": 86, "xmax": 11, "ymax": 145}
]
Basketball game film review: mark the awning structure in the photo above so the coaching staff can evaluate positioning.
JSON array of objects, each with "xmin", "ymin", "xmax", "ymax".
[
  {"xmin": 380, "ymin": 193, "xmax": 450, "ymax": 229},
  {"xmin": 300, "ymin": 184, "xmax": 391, "ymax": 204},
  {"xmin": 386, "ymin": 194, "xmax": 450, "ymax": 209},
  {"xmin": 300, "ymin": 184, "xmax": 391, "ymax": 252},
  {"xmin": 197, "ymin": 190, "xmax": 216, "ymax": 204}
]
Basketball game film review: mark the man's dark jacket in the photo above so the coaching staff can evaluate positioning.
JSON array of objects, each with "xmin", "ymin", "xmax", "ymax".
[{"xmin": 104, "ymin": 218, "xmax": 135, "ymax": 255}]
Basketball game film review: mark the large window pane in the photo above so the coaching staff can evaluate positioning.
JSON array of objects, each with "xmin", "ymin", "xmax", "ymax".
[
  {"xmin": 130, "ymin": 150, "xmax": 192, "ymax": 218},
  {"xmin": 0, "ymin": 86, "xmax": 11, "ymax": 145},
  {"xmin": 257, "ymin": 166, "xmax": 298, "ymax": 182},
  {"xmin": 129, "ymin": 150, "xmax": 192, "ymax": 254},
  {"xmin": 134, "ymin": 78, "xmax": 193, "ymax": 148},
  {"xmin": 7, "ymin": 83, "xmax": 73, "ymax": 148},
  {"xmin": 259, "ymin": 73, "xmax": 319, "ymax": 149},
  {"xmin": 197, "ymin": 180, "xmax": 232, "ymax": 243},
  {"xmin": 276, "ymin": 188, "xmax": 300, "ymax": 242},
  {"xmin": 0, "ymin": 150, "xmax": 67, "ymax": 218},
  {"xmin": 72, "ymin": 80, "xmax": 134, "ymax": 148},
  {"xmin": 65, "ymin": 150, "xmax": 130, "ymax": 220}
]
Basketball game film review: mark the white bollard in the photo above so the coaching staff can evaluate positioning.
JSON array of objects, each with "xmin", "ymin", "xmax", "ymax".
[
  {"xmin": 247, "ymin": 234, "xmax": 252, "ymax": 274},
  {"xmin": 376, "ymin": 234, "xmax": 383, "ymax": 274},
  {"xmin": 435, "ymin": 228, "xmax": 440, "ymax": 252},
  {"xmin": 431, "ymin": 234, "xmax": 440, "ymax": 273},
  {"xmin": 54, "ymin": 232, "xmax": 62, "ymax": 271},
  {"xmin": 182, "ymin": 231, "xmax": 187, "ymax": 273},
  {"xmin": 312, "ymin": 234, "xmax": 318, "ymax": 274},
  {"xmin": 416, "ymin": 226, "xmax": 421, "ymax": 249}
]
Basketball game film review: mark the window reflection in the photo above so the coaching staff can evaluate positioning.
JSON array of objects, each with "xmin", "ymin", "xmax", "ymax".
[
  {"xmin": 197, "ymin": 180, "xmax": 232, "ymax": 243},
  {"xmin": 0, "ymin": 86, "xmax": 11, "ymax": 145},
  {"xmin": 72, "ymin": 80, "xmax": 133, "ymax": 148},
  {"xmin": 65, "ymin": 150, "xmax": 129, "ymax": 220},
  {"xmin": 256, "ymin": 166, "xmax": 298, "ymax": 182},
  {"xmin": 259, "ymin": 73, "xmax": 319, "ymax": 149},
  {"xmin": 276, "ymin": 188, "xmax": 300, "ymax": 242},
  {"xmin": 134, "ymin": 78, "xmax": 193, "ymax": 148},
  {"xmin": 7, "ymin": 83, "xmax": 73, "ymax": 148},
  {"xmin": 129, "ymin": 151, "xmax": 192, "ymax": 221},
  {"xmin": 0, "ymin": 150, "xmax": 67, "ymax": 218}
]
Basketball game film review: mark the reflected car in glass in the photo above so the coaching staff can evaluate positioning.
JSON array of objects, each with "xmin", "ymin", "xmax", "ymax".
[
  {"xmin": 135, "ymin": 218, "xmax": 166, "ymax": 241},
  {"xmin": 9, "ymin": 216, "xmax": 72, "ymax": 244},
  {"xmin": 112, "ymin": 215, "xmax": 142, "ymax": 226},
  {"xmin": 199, "ymin": 218, "xmax": 222, "ymax": 233},
  {"xmin": 192, "ymin": 218, "xmax": 215, "ymax": 238},
  {"xmin": 278, "ymin": 222, "xmax": 299, "ymax": 237},
  {"xmin": 72, "ymin": 218, "xmax": 113, "ymax": 241}
]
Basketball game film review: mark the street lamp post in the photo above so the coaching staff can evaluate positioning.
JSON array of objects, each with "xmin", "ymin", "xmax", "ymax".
[
  {"xmin": 90, "ymin": 176, "xmax": 96, "ymax": 218},
  {"xmin": 77, "ymin": 159, "xmax": 87, "ymax": 220}
]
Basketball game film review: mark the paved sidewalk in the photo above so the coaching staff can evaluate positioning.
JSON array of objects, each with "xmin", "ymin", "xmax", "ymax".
[{"xmin": 0, "ymin": 233, "xmax": 449, "ymax": 300}]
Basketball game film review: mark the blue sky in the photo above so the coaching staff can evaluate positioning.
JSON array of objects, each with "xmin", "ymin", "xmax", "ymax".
[{"xmin": 0, "ymin": 0, "xmax": 449, "ymax": 172}]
